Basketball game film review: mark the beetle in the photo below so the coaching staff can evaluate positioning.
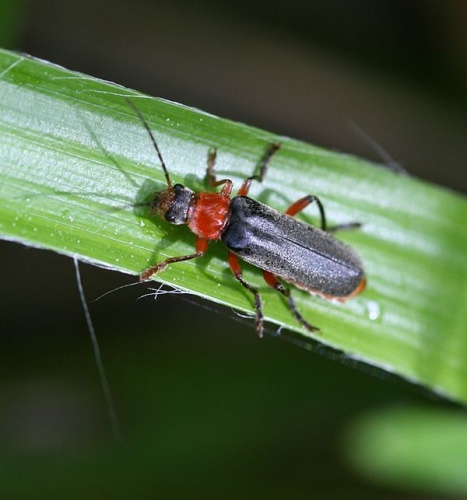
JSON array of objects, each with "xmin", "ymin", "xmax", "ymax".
[{"xmin": 130, "ymin": 103, "xmax": 366, "ymax": 337}]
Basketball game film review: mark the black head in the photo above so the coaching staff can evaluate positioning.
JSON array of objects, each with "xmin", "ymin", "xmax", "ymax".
[
  {"xmin": 150, "ymin": 183, "xmax": 194, "ymax": 225},
  {"xmin": 127, "ymin": 100, "xmax": 194, "ymax": 225}
]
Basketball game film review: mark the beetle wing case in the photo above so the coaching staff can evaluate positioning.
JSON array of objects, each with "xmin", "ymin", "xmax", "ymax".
[{"xmin": 221, "ymin": 196, "xmax": 365, "ymax": 298}]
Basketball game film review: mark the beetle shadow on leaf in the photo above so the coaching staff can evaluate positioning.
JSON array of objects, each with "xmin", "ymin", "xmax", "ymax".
[
  {"xmin": 76, "ymin": 107, "xmax": 140, "ymax": 189},
  {"xmin": 132, "ymin": 178, "xmax": 159, "ymax": 218},
  {"xmin": 183, "ymin": 173, "xmax": 206, "ymax": 192}
]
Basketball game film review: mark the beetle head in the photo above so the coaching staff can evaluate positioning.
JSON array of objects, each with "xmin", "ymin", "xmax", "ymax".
[
  {"xmin": 126, "ymin": 101, "xmax": 194, "ymax": 225},
  {"xmin": 150, "ymin": 183, "xmax": 194, "ymax": 225}
]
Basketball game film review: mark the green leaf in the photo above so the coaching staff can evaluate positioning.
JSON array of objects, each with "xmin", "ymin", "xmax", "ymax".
[{"xmin": 1, "ymin": 49, "xmax": 466, "ymax": 401}]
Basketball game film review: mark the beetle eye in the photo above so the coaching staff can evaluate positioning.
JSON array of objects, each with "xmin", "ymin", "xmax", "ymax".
[{"xmin": 165, "ymin": 211, "xmax": 176, "ymax": 222}]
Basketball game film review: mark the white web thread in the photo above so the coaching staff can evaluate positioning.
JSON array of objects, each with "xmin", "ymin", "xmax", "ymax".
[
  {"xmin": 73, "ymin": 257, "xmax": 122, "ymax": 442},
  {"xmin": 347, "ymin": 119, "xmax": 407, "ymax": 174},
  {"xmin": 137, "ymin": 283, "xmax": 193, "ymax": 302}
]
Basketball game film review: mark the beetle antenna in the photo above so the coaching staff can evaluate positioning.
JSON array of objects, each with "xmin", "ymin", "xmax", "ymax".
[{"xmin": 126, "ymin": 98, "xmax": 173, "ymax": 189}]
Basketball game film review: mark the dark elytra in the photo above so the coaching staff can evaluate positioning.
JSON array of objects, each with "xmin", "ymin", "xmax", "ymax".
[{"xmin": 222, "ymin": 196, "xmax": 364, "ymax": 298}]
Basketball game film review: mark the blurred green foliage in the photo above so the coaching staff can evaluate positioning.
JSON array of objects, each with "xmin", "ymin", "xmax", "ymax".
[{"xmin": 0, "ymin": 0, "xmax": 24, "ymax": 48}]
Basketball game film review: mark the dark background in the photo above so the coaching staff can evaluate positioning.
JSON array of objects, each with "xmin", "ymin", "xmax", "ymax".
[{"xmin": 1, "ymin": 0, "xmax": 466, "ymax": 497}]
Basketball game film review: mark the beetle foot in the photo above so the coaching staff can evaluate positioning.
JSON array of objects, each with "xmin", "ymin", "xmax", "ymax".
[{"xmin": 139, "ymin": 262, "xmax": 167, "ymax": 281}]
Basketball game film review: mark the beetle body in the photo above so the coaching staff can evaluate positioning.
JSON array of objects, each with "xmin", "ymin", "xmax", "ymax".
[
  {"xmin": 222, "ymin": 195, "xmax": 365, "ymax": 299},
  {"xmin": 128, "ymin": 100, "xmax": 365, "ymax": 337}
]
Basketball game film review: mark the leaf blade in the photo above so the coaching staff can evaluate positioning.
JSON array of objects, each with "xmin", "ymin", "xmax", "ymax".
[{"xmin": 1, "ymin": 49, "xmax": 467, "ymax": 401}]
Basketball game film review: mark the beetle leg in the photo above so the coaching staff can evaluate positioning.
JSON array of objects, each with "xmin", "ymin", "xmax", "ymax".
[
  {"xmin": 237, "ymin": 143, "xmax": 281, "ymax": 196},
  {"xmin": 326, "ymin": 222, "xmax": 362, "ymax": 233},
  {"xmin": 286, "ymin": 196, "xmax": 361, "ymax": 233},
  {"xmin": 286, "ymin": 195, "xmax": 327, "ymax": 231},
  {"xmin": 227, "ymin": 252, "xmax": 265, "ymax": 338},
  {"xmin": 205, "ymin": 148, "xmax": 234, "ymax": 196},
  {"xmin": 206, "ymin": 148, "xmax": 222, "ymax": 186},
  {"xmin": 206, "ymin": 147, "xmax": 217, "ymax": 180},
  {"xmin": 140, "ymin": 238, "xmax": 209, "ymax": 281},
  {"xmin": 263, "ymin": 271, "xmax": 320, "ymax": 333}
]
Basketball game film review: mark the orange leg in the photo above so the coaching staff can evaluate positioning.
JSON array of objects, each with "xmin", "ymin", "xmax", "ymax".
[
  {"xmin": 286, "ymin": 195, "xmax": 327, "ymax": 230},
  {"xmin": 237, "ymin": 143, "xmax": 281, "ymax": 196},
  {"xmin": 286, "ymin": 195, "xmax": 361, "ymax": 233},
  {"xmin": 205, "ymin": 148, "xmax": 233, "ymax": 196},
  {"xmin": 140, "ymin": 237, "xmax": 209, "ymax": 281}
]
